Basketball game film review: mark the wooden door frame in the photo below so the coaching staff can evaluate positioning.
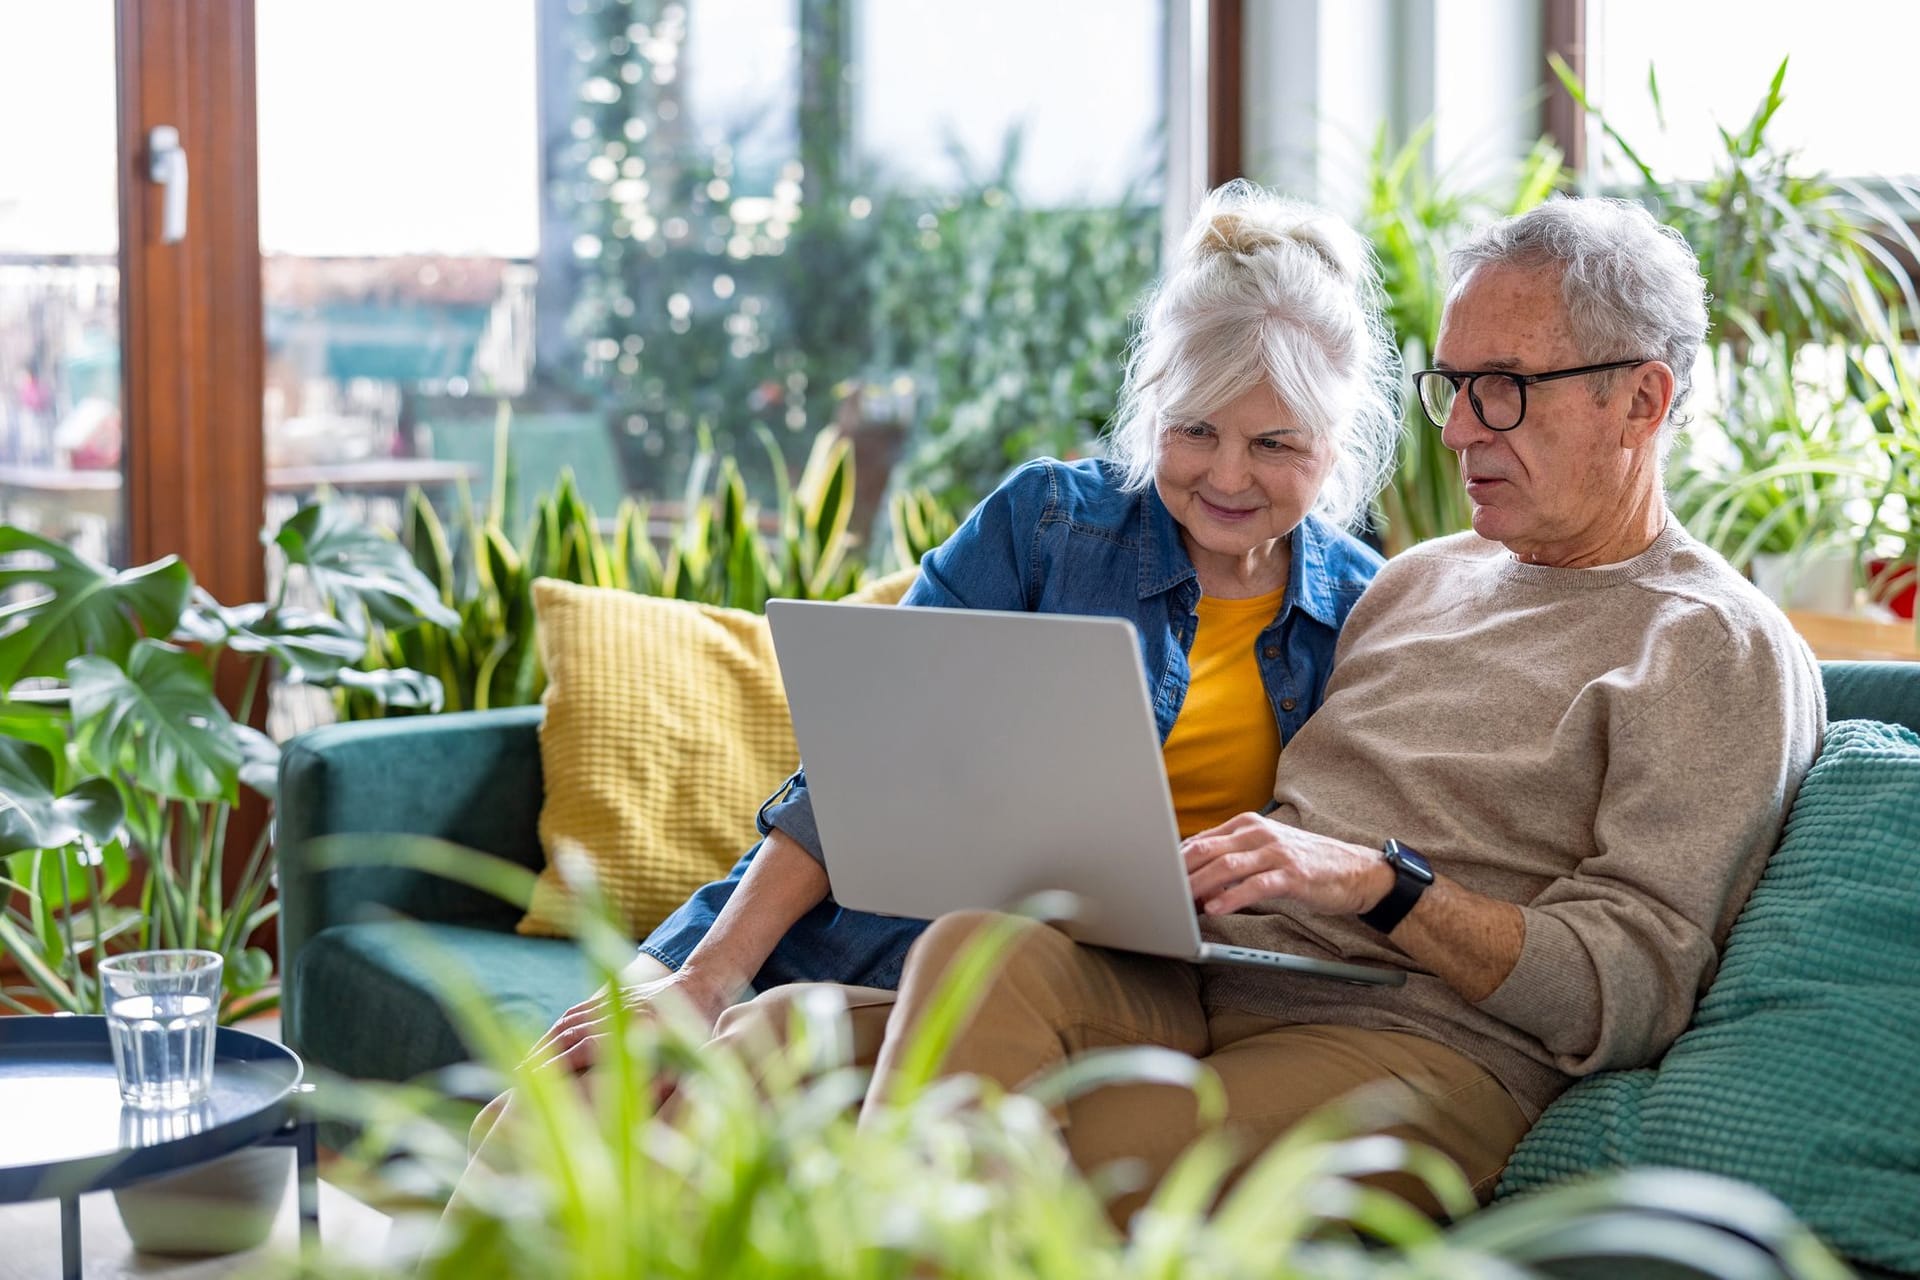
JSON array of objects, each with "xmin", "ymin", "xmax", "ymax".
[
  {"xmin": 1543, "ymin": 0, "xmax": 1587, "ymax": 176},
  {"xmin": 116, "ymin": 0, "xmax": 264, "ymax": 609}
]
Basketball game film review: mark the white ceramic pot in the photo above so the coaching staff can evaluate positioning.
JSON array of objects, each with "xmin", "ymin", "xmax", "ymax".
[
  {"xmin": 1750, "ymin": 549, "xmax": 1858, "ymax": 614},
  {"xmin": 112, "ymin": 1145, "xmax": 292, "ymax": 1256}
]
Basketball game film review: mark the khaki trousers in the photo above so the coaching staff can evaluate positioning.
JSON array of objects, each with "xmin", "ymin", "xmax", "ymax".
[{"xmin": 711, "ymin": 910, "xmax": 1531, "ymax": 1226}]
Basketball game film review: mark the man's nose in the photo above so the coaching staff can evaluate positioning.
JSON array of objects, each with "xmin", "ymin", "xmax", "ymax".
[{"xmin": 1438, "ymin": 389, "xmax": 1496, "ymax": 454}]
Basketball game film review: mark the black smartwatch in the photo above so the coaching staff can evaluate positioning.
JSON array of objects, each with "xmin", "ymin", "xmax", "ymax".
[{"xmin": 1358, "ymin": 838, "xmax": 1434, "ymax": 935}]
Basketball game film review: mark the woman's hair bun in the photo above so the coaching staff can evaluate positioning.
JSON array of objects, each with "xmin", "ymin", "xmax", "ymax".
[{"xmin": 1184, "ymin": 180, "xmax": 1367, "ymax": 289}]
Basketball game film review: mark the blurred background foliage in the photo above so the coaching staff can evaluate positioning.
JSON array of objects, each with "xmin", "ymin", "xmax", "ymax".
[{"xmin": 552, "ymin": 0, "xmax": 1161, "ymax": 518}]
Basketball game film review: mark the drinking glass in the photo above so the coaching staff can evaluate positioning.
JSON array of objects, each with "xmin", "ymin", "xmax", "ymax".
[{"xmin": 99, "ymin": 950, "xmax": 222, "ymax": 1109}]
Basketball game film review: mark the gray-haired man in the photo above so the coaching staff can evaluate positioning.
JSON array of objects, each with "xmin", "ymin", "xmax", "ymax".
[{"xmin": 853, "ymin": 195, "xmax": 1825, "ymax": 1221}]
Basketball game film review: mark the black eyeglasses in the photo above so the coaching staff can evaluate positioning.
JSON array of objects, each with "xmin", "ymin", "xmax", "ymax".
[{"xmin": 1412, "ymin": 359, "xmax": 1649, "ymax": 432}]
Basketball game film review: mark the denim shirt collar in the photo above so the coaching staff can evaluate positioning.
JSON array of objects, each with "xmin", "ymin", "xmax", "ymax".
[{"xmin": 1134, "ymin": 486, "xmax": 1345, "ymax": 630}]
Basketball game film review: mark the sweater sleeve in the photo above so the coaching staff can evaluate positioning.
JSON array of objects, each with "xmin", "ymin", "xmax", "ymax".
[{"xmin": 1473, "ymin": 617, "xmax": 1824, "ymax": 1075}]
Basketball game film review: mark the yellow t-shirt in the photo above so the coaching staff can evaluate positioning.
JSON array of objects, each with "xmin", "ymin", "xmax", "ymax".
[{"xmin": 1163, "ymin": 588, "xmax": 1285, "ymax": 839}]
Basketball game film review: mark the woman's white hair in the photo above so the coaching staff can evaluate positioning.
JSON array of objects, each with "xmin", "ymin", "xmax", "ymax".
[{"xmin": 1105, "ymin": 180, "xmax": 1404, "ymax": 531}]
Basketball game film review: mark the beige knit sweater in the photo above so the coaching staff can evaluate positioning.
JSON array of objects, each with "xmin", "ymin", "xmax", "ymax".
[{"xmin": 1199, "ymin": 522, "xmax": 1826, "ymax": 1119}]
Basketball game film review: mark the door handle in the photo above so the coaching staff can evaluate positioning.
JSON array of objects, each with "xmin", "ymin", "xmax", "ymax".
[{"xmin": 146, "ymin": 125, "xmax": 188, "ymax": 244}]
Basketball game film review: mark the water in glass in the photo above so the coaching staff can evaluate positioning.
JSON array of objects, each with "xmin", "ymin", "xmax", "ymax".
[{"xmin": 106, "ymin": 991, "xmax": 217, "ymax": 1109}]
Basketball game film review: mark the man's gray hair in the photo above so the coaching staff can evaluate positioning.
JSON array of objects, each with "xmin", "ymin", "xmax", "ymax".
[
  {"xmin": 1449, "ymin": 196, "xmax": 1710, "ymax": 438},
  {"xmin": 1106, "ymin": 181, "xmax": 1403, "ymax": 532}
]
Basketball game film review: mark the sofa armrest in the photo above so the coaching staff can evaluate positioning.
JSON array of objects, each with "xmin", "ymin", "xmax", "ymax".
[
  {"xmin": 275, "ymin": 706, "xmax": 547, "ymax": 1039},
  {"xmin": 1821, "ymin": 660, "xmax": 1920, "ymax": 735}
]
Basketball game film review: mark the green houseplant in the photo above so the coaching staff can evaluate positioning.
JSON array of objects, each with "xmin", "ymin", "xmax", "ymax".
[
  {"xmin": 339, "ymin": 419, "xmax": 961, "ymax": 720},
  {"xmin": 1560, "ymin": 56, "xmax": 1920, "ymax": 606},
  {"xmin": 0, "ymin": 509, "xmax": 450, "ymax": 1022}
]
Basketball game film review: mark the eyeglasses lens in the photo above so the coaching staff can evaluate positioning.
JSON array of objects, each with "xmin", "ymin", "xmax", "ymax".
[
  {"xmin": 1418, "ymin": 375, "xmax": 1457, "ymax": 427},
  {"xmin": 1472, "ymin": 375, "xmax": 1524, "ymax": 430}
]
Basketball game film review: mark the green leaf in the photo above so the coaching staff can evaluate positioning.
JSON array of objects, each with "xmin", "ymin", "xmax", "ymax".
[
  {"xmin": 0, "ymin": 697, "xmax": 73, "ymax": 787},
  {"xmin": 67, "ymin": 641, "xmax": 241, "ymax": 804},
  {"xmin": 313, "ymin": 665, "xmax": 446, "ymax": 713},
  {"xmin": 4, "ymin": 836, "xmax": 128, "ymax": 911},
  {"xmin": 0, "ymin": 529, "xmax": 192, "ymax": 691},
  {"xmin": 271, "ymin": 501, "xmax": 460, "ymax": 630},
  {"xmin": 234, "ymin": 723, "xmax": 281, "ymax": 800},
  {"xmin": 0, "ymin": 911, "xmax": 81, "ymax": 1012},
  {"xmin": 227, "ymin": 945, "xmax": 273, "ymax": 996},
  {"xmin": 0, "ymin": 738, "xmax": 124, "ymax": 853},
  {"xmin": 174, "ymin": 591, "xmax": 367, "ymax": 680},
  {"xmin": 404, "ymin": 486, "xmax": 458, "ymax": 605}
]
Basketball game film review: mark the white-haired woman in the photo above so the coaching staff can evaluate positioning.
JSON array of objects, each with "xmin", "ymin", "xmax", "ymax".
[{"xmin": 525, "ymin": 182, "xmax": 1403, "ymax": 1104}]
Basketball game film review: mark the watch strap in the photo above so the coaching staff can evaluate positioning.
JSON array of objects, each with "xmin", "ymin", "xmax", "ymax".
[{"xmin": 1358, "ymin": 839, "xmax": 1431, "ymax": 934}]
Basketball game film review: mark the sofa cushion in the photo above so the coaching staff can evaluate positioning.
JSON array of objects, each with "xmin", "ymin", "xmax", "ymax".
[
  {"xmin": 520, "ymin": 571, "xmax": 918, "ymax": 939},
  {"xmin": 293, "ymin": 921, "xmax": 597, "ymax": 1081},
  {"xmin": 1499, "ymin": 718, "xmax": 1920, "ymax": 1274}
]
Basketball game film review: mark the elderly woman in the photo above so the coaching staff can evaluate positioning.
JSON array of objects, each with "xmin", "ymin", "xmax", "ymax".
[{"xmin": 525, "ymin": 180, "xmax": 1402, "ymax": 1080}]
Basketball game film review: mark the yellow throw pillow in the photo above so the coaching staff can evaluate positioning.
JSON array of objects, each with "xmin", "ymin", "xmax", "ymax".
[{"xmin": 519, "ymin": 569, "xmax": 919, "ymax": 938}]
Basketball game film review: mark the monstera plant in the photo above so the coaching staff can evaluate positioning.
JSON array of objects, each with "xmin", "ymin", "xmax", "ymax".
[{"xmin": 0, "ymin": 504, "xmax": 452, "ymax": 1022}]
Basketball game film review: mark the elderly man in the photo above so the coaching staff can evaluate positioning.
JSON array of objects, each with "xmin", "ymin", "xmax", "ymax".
[{"xmin": 849, "ymin": 195, "xmax": 1825, "ymax": 1218}]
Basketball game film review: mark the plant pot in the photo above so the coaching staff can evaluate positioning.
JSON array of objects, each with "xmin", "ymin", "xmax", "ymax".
[
  {"xmin": 112, "ymin": 1145, "xmax": 291, "ymax": 1256},
  {"xmin": 1750, "ymin": 550, "xmax": 1858, "ymax": 614},
  {"xmin": 1868, "ymin": 558, "xmax": 1917, "ymax": 620}
]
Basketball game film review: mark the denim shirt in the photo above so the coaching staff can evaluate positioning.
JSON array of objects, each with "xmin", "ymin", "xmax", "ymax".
[{"xmin": 640, "ymin": 457, "xmax": 1382, "ymax": 990}]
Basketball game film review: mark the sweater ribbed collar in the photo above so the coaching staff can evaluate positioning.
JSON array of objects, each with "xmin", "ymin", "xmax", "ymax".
[{"xmin": 1489, "ymin": 520, "xmax": 1688, "ymax": 593}]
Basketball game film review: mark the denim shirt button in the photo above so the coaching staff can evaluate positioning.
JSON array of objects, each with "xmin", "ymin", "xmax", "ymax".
[
  {"xmin": 1280, "ymin": 697, "xmax": 1297, "ymax": 712},
  {"xmin": 1262, "ymin": 644, "xmax": 1281, "ymax": 660}
]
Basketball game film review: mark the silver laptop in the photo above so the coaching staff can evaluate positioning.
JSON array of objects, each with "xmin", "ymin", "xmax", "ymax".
[{"xmin": 765, "ymin": 599, "xmax": 1404, "ymax": 988}]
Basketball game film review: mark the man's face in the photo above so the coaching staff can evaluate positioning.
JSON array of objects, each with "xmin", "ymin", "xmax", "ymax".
[{"xmin": 1432, "ymin": 264, "xmax": 1647, "ymax": 565}]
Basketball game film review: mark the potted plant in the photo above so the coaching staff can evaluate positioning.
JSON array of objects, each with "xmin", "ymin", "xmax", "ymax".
[
  {"xmin": 1668, "ymin": 342, "xmax": 1883, "ymax": 610},
  {"xmin": 0, "ymin": 505, "xmax": 451, "ymax": 1251}
]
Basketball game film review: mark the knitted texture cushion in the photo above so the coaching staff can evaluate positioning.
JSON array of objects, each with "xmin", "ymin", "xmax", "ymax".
[
  {"xmin": 518, "ymin": 572, "xmax": 917, "ymax": 938},
  {"xmin": 1499, "ymin": 718, "xmax": 1920, "ymax": 1273}
]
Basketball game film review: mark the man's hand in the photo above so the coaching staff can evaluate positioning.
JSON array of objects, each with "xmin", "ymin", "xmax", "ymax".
[
  {"xmin": 1182, "ymin": 811, "xmax": 1394, "ymax": 917},
  {"xmin": 521, "ymin": 967, "xmax": 735, "ymax": 1074}
]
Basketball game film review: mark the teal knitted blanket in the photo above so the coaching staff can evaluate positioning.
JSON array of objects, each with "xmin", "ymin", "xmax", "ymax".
[{"xmin": 1499, "ymin": 718, "xmax": 1920, "ymax": 1273}]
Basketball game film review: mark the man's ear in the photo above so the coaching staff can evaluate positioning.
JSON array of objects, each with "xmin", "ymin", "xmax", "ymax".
[{"xmin": 1620, "ymin": 361, "xmax": 1676, "ymax": 448}]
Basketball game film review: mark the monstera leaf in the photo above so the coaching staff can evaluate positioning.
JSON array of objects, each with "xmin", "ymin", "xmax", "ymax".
[
  {"xmin": 272, "ymin": 502, "xmax": 459, "ymax": 631},
  {"xmin": 67, "ymin": 641, "xmax": 241, "ymax": 804},
  {"xmin": 312, "ymin": 665, "xmax": 445, "ymax": 713},
  {"xmin": 0, "ymin": 738, "xmax": 124, "ymax": 853},
  {"xmin": 233, "ymin": 723, "xmax": 281, "ymax": 800},
  {"xmin": 173, "ymin": 589, "xmax": 367, "ymax": 680},
  {"xmin": 0, "ymin": 529, "xmax": 192, "ymax": 690}
]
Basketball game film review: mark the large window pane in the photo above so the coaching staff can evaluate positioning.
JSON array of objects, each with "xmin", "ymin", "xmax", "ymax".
[
  {"xmin": 1588, "ymin": 1, "xmax": 1920, "ymax": 180},
  {"xmin": 0, "ymin": 2, "xmax": 123, "ymax": 565},
  {"xmin": 258, "ymin": 0, "xmax": 1165, "ymax": 542}
]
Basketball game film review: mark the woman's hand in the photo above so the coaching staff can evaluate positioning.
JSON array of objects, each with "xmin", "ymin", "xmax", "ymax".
[
  {"xmin": 1182, "ymin": 811, "xmax": 1394, "ymax": 918},
  {"xmin": 521, "ymin": 965, "xmax": 735, "ymax": 1074}
]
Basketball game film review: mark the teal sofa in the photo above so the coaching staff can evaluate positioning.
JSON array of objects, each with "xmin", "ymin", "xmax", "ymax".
[{"xmin": 275, "ymin": 661, "xmax": 1920, "ymax": 1271}]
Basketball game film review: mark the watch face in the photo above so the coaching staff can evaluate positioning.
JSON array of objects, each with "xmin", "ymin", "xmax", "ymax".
[{"xmin": 1385, "ymin": 839, "xmax": 1436, "ymax": 884}]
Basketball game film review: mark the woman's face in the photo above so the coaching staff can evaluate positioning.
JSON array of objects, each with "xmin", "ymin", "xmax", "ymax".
[{"xmin": 1152, "ymin": 383, "xmax": 1336, "ymax": 571}]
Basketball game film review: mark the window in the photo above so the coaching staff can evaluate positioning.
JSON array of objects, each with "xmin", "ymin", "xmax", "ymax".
[
  {"xmin": 254, "ymin": 0, "xmax": 1170, "ymax": 543},
  {"xmin": 1586, "ymin": 1, "xmax": 1920, "ymax": 181}
]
